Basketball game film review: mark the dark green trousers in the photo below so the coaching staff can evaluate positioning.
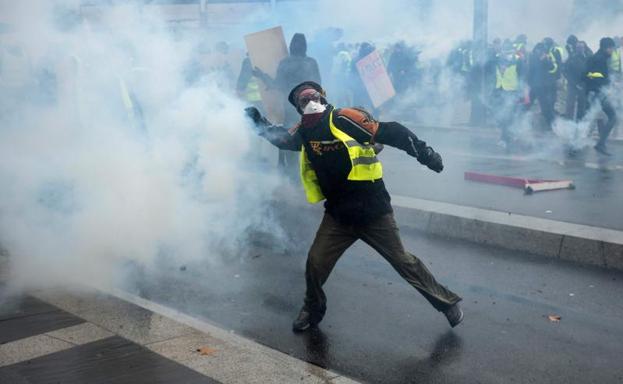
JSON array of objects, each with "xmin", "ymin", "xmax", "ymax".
[{"xmin": 304, "ymin": 212, "xmax": 461, "ymax": 320}]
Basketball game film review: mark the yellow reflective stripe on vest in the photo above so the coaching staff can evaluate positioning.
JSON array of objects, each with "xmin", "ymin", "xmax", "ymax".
[
  {"xmin": 245, "ymin": 78, "xmax": 262, "ymax": 102},
  {"xmin": 344, "ymin": 139, "xmax": 373, "ymax": 150},
  {"xmin": 300, "ymin": 147, "xmax": 325, "ymax": 204},
  {"xmin": 328, "ymin": 111, "xmax": 382, "ymax": 181},
  {"xmin": 299, "ymin": 110, "xmax": 383, "ymax": 204},
  {"xmin": 587, "ymin": 72, "xmax": 605, "ymax": 79},
  {"xmin": 496, "ymin": 64, "xmax": 519, "ymax": 91},
  {"xmin": 548, "ymin": 52, "xmax": 558, "ymax": 74},
  {"xmin": 352, "ymin": 157, "xmax": 380, "ymax": 166},
  {"xmin": 610, "ymin": 49, "xmax": 621, "ymax": 73}
]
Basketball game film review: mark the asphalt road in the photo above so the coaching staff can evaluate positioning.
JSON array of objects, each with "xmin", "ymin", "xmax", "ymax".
[
  {"xmin": 133, "ymin": 206, "xmax": 623, "ymax": 384},
  {"xmin": 381, "ymin": 126, "xmax": 623, "ymax": 230}
]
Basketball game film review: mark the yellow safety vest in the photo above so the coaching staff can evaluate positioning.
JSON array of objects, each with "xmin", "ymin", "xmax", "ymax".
[
  {"xmin": 548, "ymin": 52, "xmax": 559, "ymax": 74},
  {"xmin": 496, "ymin": 64, "xmax": 519, "ymax": 91},
  {"xmin": 610, "ymin": 49, "xmax": 621, "ymax": 73},
  {"xmin": 299, "ymin": 111, "xmax": 383, "ymax": 204},
  {"xmin": 553, "ymin": 46, "xmax": 564, "ymax": 61},
  {"xmin": 245, "ymin": 78, "xmax": 262, "ymax": 102}
]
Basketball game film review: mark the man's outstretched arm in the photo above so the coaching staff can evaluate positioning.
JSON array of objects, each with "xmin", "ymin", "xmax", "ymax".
[
  {"xmin": 334, "ymin": 108, "xmax": 444, "ymax": 172},
  {"xmin": 376, "ymin": 121, "xmax": 444, "ymax": 173},
  {"xmin": 245, "ymin": 107, "xmax": 303, "ymax": 151}
]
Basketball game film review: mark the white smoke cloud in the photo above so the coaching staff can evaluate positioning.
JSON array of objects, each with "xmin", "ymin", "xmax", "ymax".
[
  {"xmin": 2, "ymin": 0, "xmax": 622, "ymax": 295},
  {"xmin": 0, "ymin": 1, "xmax": 286, "ymax": 293}
]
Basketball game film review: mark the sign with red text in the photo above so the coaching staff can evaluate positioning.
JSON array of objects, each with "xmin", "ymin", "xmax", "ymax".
[{"xmin": 355, "ymin": 50, "xmax": 396, "ymax": 108}]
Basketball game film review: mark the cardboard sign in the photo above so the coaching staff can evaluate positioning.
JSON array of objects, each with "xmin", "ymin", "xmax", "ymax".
[
  {"xmin": 244, "ymin": 26, "xmax": 288, "ymax": 124},
  {"xmin": 355, "ymin": 50, "xmax": 396, "ymax": 108}
]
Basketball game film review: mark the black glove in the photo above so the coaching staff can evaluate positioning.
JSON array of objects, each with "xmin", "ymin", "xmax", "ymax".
[
  {"xmin": 372, "ymin": 143, "xmax": 384, "ymax": 155},
  {"xmin": 251, "ymin": 66, "xmax": 262, "ymax": 77},
  {"xmin": 244, "ymin": 106, "xmax": 263, "ymax": 124},
  {"xmin": 424, "ymin": 147, "xmax": 444, "ymax": 173},
  {"xmin": 244, "ymin": 106, "xmax": 273, "ymax": 136}
]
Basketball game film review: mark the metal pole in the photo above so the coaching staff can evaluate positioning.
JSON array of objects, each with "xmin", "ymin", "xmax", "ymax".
[
  {"xmin": 471, "ymin": 0, "xmax": 488, "ymax": 126},
  {"xmin": 200, "ymin": 0, "xmax": 208, "ymax": 28}
]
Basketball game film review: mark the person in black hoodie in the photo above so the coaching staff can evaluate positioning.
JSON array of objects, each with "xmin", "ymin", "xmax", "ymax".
[
  {"xmin": 528, "ymin": 42, "xmax": 558, "ymax": 130},
  {"xmin": 582, "ymin": 37, "xmax": 617, "ymax": 155},
  {"xmin": 388, "ymin": 41, "xmax": 419, "ymax": 95},
  {"xmin": 564, "ymin": 39, "xmax": 591, "ymax": 121},
  {"xmin": 244, "ymin": 81, "xmax": 463, "ymax": 333}
]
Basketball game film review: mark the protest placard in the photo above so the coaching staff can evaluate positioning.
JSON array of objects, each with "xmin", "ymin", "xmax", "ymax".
[{"xmin": 356, "ymin": 50, "xmax": 396, "ymax": 108}]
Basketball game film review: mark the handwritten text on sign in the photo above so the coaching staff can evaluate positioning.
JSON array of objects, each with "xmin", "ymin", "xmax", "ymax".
[{"xmin": 356, "ymin": 50, "xmax": 396, "ymax": 108}]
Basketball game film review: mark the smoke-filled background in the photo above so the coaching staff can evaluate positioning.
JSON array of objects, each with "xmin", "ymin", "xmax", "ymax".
[
  {"xmin": 1, "ymin": 0, "xmax": 622, "ymax": 295},
  {"xmin": 0, "ymin": 1, "xmax": 292, "ymax": 293}
]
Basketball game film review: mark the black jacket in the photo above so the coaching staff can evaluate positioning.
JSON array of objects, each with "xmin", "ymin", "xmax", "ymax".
[
  {"xmin": 257, "ymin": 106, "xmax": 435, "ymax": 224},
  {"xmin": 564, "ymin": 49, "xmax": 591, "ymax": 85},
  {"xmin": 584, "ymin": 49, "xmax": 611, "ymax": 92},
  {"xmin": 527, "ymin": 51, "xmax": 557, "ymax": 89}
]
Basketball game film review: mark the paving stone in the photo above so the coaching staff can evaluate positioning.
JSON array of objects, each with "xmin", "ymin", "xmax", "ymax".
[
  {"xmin": 0, "ymin": 334, "xmax": 72, "ymax": 367},
  {"xmin": 46, "ymin": 322, "xmax": 114, "ymax": 345},
  {"xmin": 34, "ymin": 290, "xmax": 195, "ymax": 345},
  {"xmin": 0, "ymin": 308, "xmax": 84, "ymax": 344},
  {"xmin": 0, "ymin": 336, "xmax": 220, "ymax": 384}
]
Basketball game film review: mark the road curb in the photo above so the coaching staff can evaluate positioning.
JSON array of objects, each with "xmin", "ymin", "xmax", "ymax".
[{"xmin": 391, "ymin": 195, "xmax": 623, "ymax": 271}]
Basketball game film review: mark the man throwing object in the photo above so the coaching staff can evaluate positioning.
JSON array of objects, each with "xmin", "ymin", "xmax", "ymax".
[{"xmin": 245, "ymin": 81, "xmax": 463, "ymax": 332}]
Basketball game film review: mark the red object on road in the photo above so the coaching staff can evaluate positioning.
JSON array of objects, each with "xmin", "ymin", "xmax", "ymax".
[{"xmin": 464, "ymin": 172, "xmax": 575, "ymax": 194}]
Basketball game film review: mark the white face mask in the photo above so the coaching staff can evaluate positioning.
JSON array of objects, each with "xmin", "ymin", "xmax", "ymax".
[{"xmin": 302, "ymin": 100, "xmax": 326, "ymax": 115}]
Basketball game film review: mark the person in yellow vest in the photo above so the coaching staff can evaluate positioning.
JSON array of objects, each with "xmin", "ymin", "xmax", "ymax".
[
  {"xmin": 493, "ymin": 44, "xmax": 522, "ymax": 148},
  {"xmin": 513, "ymin": 34, "xmax": 528, "ymax": 61},
  {"xmin": 582, "ymin": 37, "xmax": 618, "ymax": 155},
  {"xmin": 543, "ymin": 38, "xmax": 564, "ymax": 121},
  {"xmin": 609, "ymin": 37, "xmax": 622, "ymax": 81},
  {"xmin": 236, "ymin": 54, "xmax": 262, "ymax": 106},
  {"xmin": 543, "ymin": 37, "xmax": 564, "ymax": 79},
  {"xmin": 610, "ymin": 37, "xmax": 623, "ymax": 138},
  {"xmin": 528, "ymin": 42, "xmax": 558, "ymax": 130},
  {"xmin": 244, "ymin": 81, "xmax": 463, "ymax": 332},
  {"xmin": 564, "ymin": 35, "xmax": 592, "ymax": 121}
]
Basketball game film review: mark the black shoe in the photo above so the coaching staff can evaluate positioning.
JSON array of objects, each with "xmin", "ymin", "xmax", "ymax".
[
  {"xmin": 444, "ymin": 303, "xmax": 464, "ymax": 328},
  {"xmin": 594, "ymin": 144, "xmax": 612, "ymax": 156},
  {"xmin": 292, "ymin": 308, "xmax": 316, "ymax": 332}
]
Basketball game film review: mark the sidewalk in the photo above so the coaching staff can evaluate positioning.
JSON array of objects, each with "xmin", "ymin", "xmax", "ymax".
[
  {"xmin": 0, "ymin": 284, "xmax": 360, "ymax": 384},
  {"xmin": 391, "ymin": 195, "xmax": 623, "ymax": 271}
]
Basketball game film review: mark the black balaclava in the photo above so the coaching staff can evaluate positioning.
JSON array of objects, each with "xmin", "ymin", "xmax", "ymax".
[
  {"xmin": 289, "ymin": 33, "xmax": 307, "ymax": 57},
  {"xmin": 600, "ymin": 37, "xmax": 615, "ymax": 53}
]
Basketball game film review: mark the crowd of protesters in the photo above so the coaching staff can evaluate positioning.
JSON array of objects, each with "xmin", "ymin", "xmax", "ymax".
[
  {"xmin": 448, "ymin": 34, "xmax": 621, "ymax": 153},
  {"xmin": 3, "ymin": 22, "xmax": 620, "ymax": 155},
  {"xmin": 233, "ymin": 29, "xmax": 622, "ymax": 155}
]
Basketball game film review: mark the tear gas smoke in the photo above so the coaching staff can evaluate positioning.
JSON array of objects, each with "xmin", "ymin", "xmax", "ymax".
[
  {"xmin": 0, "ymin": 1, "xmax": 286, "ymax": 294},
  {"xmin": 553, "ymin": 102, "xmax": 603, "ymax": 150},
  {"xmin": 2, "ymin": 0, "xmax": 622, "ymax": 297}
]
